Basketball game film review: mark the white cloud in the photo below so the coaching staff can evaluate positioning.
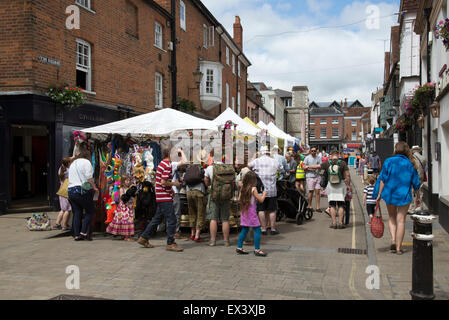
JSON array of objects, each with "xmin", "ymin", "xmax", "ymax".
[
  {"xmin": 201, "ymin": 0, "xmax": 400, "ymax": 106},
  {"xmin": 306, "ymin": 0, "xmax": 333, "ymax": 13}
]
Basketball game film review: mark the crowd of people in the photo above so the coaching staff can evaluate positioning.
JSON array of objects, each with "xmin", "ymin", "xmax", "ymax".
[{"xmin": 56, "ymin": 140, "xmax": 425, "ymax": 258}]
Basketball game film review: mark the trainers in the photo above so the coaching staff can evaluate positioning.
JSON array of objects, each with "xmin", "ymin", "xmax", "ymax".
[
  {"xmin": 137, "ymin": 237, "xmax": 154, "ymax": 248},
  {"xmin": 166, "ymin": 243, "xmax": 184, "ymax": 252}
]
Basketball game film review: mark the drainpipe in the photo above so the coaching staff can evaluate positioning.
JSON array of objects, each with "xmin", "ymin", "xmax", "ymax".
[
  {"xmin": 171, "ymin": 0, "xmax": 177, "ymax": 108},
  {"xmin": 217, "ymin": 27, "xmax": 225, "ymax": 114},
  {"xmin": 424, "ymin": 7, "xmax": 433, "ymax": 210}
]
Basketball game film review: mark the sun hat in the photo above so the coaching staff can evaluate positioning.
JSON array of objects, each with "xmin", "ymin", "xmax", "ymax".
[{"xmin": 259, "ymin": 146, "xmax": 269, "ymax": 154}]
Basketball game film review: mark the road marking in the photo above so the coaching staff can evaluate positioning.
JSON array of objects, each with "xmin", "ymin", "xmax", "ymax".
[{"xmin": 349, "ymin": 201, "xmax": 363, "ymax": 300}]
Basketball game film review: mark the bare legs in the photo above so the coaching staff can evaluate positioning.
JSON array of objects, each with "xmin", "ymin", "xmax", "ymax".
[
  {"xmin": 386, "ymin": 204, "xmax": 409, "ymax": 252},
  {"xmin": 315, "ymin": 189, "xmax": 321, "ymax": 210},
  {"xmin": 209, "ymin": 220, "xmax": 229, "ymax": 242},
  {"xmin": 56, "ymin": 210, "xmax": 71, "ymax": 228}
]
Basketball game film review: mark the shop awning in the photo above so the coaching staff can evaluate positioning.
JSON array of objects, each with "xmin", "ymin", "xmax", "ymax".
[{"xmin": 81, "ymin": 108, "xmax": 219, "ymax": 138}]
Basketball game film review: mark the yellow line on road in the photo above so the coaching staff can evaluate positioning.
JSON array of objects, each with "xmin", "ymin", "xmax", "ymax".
[{"xmin": 349, "ymin": 201, "xmax": 363, "ymax": 300}]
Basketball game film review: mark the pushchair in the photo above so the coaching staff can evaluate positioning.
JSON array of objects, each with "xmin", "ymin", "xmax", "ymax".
[{"xmin": 276, "ymin": 180, "xmax": 313, "ymax": 225}]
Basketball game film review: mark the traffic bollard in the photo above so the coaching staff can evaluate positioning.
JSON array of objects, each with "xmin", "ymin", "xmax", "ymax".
[{"xmin": 409, "ymin": 210, "xmax": 437, "ymax": 300}]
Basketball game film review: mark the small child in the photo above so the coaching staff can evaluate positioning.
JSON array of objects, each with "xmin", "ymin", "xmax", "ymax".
[
  {"xmin": 364, "ymin": 176, "xmax": 377, "ymax": 221},
  {"xmin": 106, "ymin": 175, "xmax": 136, "ymax": 241},
  {"xmin": 344, "ymin": 180, "xmax": 353, "ymax": 225},
  {"xmin": 236, "ymin": 171, "xmax": 268, "ymax": 257}
]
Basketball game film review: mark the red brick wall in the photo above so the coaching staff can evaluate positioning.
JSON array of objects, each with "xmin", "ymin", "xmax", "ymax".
[
  {"xmin": 1, "ymin": 0, "xmax": 172, "ymax": 114},
  {"xmin": 309, "ymin": 116, "xmax": 343, "ymax": 140},
  {"xmin": 344, "ymin": 118, "xmax": 362, "ymax": 143}
]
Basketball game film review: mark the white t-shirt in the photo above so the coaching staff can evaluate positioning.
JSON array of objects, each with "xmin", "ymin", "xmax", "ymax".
[{"xmin": 68, "ymin": 158, "xmax": 93, "ymax": 188}]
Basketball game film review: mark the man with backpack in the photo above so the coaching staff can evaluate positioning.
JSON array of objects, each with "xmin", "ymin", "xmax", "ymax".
[
  {"xmin": 184, "ymin": 150, "xmax": 207, "ymax": 242},
  {"xmin": 204, "ymin": 158, "xmax": 236, "ymax": 247},
  {"xmin": 305, "ymin": 150, "xmax": 350, "ymax": 229}
]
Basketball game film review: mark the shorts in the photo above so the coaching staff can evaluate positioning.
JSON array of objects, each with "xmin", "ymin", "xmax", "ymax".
[
  {"xmin": 366, "ymin": 203, "xmax": 376, "ymax": 216},
  {"xmin": 372, "ymin": 168, "xmax": 380, "ymax": 174},
  {"xmin": 307, "ymin": 176, "xmax": 322, "ymax": 191},
  {"xmin": 329, "ymin": 201, "xmax": 345, "ymax": 208},
  {"xmin": 206, "ymin": 195, "xmax": 230, "ymax": 222},
  {"xmin": 256, "ymin": 197, "xmax": 278, "ymax": 212}
]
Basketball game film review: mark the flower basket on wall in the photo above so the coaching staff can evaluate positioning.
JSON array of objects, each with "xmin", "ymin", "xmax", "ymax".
[
  {"xmin": 47, "ymin": 83, "xmax": 86, "ymax": 110},
  {"xmin": 435, "ymin": 19, "xmax": 449, "ymax": 50},
  {"xmin": 175, "ymin": 97, "xmax": 197, "ymax": 113}
]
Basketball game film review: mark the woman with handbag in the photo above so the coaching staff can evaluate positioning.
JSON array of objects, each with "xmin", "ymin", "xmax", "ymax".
[
  {"xmin": 372, "ymin": 142, "xmax": 420, "ymax": 255},
  {"xmin": 55, "ymin": 157, "xmax": 73, "ymax": 231},
  {"xmin": 68, "ymin": 147, "xmax": 99, "ymax": 241}
]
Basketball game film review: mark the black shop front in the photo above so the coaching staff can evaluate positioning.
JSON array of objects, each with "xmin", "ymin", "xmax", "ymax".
[{"xmin": 0, "ymin": 93, "xmax": 125, "ymax": 214}]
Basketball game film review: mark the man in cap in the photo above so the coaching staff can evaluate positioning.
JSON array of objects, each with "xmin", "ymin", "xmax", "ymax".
[
  {"xmin": 248, "ymin": 146, "xmax": 283, "ymax": 235},
  {"xmin": 410, "ymin": 145, "xmax": 427, "ymax": 214}
]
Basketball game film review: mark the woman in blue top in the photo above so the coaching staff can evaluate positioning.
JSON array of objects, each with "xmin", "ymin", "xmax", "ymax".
[{"xmin": 373, "ymin": 141, "xmax": 420, "ymax": 255}]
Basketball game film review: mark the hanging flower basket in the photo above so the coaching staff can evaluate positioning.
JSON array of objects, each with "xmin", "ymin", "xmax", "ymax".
[
  {"xmin": 435, "ymin": 19, "xmax": 449, "ymax": 50},
  {"xmin": 394, "ymin": 118, "xmax": 411, "ymax": 133},
  {"xmin": 47, "ymin": 83, "xmax": 86, "ymax": 110}
]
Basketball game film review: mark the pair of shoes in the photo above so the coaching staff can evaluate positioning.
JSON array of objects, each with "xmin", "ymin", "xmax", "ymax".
[
  {"xmin": 189, "ymin": 235, "xmax": 195, "ymax": 241},
  {"xmin": 338, "ymin": 224, "xmax": 346, "ymax": 229},
  {"xmin": 193, "ymin": 237, "xmax": 203, "ymax": 243},
  {"xmin": 224, "ymin": 240, "xmax": 231, "ymax": 247},
  {"xmin": 316, "ymin": 209, "xmax": 322, "ymax": 213},
  {"xmin": 54, "ymin": 224, "xmax": 62, "ymax": 230},
  {"xmin": 329, "ymin": 224, "xmax": 337, "ymax": 229},
  {"xmin": 236, "ymin": 248, "xmax": 249, "ymax": 255},
  {"xmin": 137, "ymin": 237, "xmax": 154, "ymax": 248},
  {"xmin": 390, "ymin": 244, "xmax": 397, "ymax": 253},
  {"xmin": 254, "ymin": 250, "xmax": 267, "ymax": 257},
  {"xmin": 208, "ymin": 240, "xmax": 216, "ymax": 246},
  {"xmin": 166, "ymin": 243, "xmax": 184, "ymax": 252},
  {"xmin": 74, "ymin": 236, "xmax": 84, "ymax": 241},
  {"xmin": 261, "ymin": 230, "xmax": 267, "ymax": 236},
  {"xmin": 270, "ymin": 230, "xmax": 280, "ymax": 235}
]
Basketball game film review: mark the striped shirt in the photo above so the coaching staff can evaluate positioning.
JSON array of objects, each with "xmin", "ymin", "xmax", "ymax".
[
  {"xmin": 364, "ymin": 185, "xmax": 376, "ymax": 204},
  {"xmin": 155, "ymin": 160, "xmax": 173, "ymax": 203}
]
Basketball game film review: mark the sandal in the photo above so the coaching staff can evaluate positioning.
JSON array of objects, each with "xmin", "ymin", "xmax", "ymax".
[
  {"xmin": 236, "ymin": 248, "xmax": 249, "ymax": 255},
  {"xmin": 254, "ymin": 250, "xmax": 267, "ymax": 257},
  {"xmin": 208, "ymin": 241, "xmax": 216, "ymax": 247},
  {"xmin": 193, "ymin": 237, "xmax": 203, "ymax": 243},
  {"xmin": 390, "ymin": 244, "xmax": 397, "ymax": 253},
  {"xmin": 396, "ymin": 249, "xmax": 404, "ymax": 255},
  {"xmin": 54, "ymin": 224, "xmax": 62, "ymax": 230}
]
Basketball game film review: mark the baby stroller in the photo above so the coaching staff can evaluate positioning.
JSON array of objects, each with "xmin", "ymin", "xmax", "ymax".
[{"xmin": 276, "ymin": 180, "xmax": 312, "ymax": 225}]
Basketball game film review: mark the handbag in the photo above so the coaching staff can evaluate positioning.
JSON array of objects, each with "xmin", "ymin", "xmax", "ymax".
[
  {"xmin": 320, "ymin": 170, "xmax": 328, "ymax": 189},
  {"xmin": 56, "ymin": 179, "xmax": 69, "ymax": 199},
  {"xmin": 370, "ymin": 203, "xmax": 384, "ymax": 238},
  {"xmin": 26, "ymin": 213, "xmax": 52, "ymax": 231}
]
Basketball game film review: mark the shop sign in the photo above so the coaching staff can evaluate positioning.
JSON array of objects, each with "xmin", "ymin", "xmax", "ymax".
[{"xmin": 38, "ymin": 56, "xmax": 61, "ymax": 67}]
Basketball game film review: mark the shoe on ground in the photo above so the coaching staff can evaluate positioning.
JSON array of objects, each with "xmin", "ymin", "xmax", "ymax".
[
  {"xmin": 166, "ymin": 243, "xmax": 184, "ymax": 252},
  {"xmin": 254, "ymin": 250, "xmax": 267, "ymax": 257},
  {"xmin": 338, "ymin": 224, "xmax": 346, "ymax": 229},
  {"xmin": 193, "ymin": 237, "xmax": 203, "ymax": 243},
  {"xmin": 208, "ymin": 240, "xmax": 216, "ymax": 246},
  {"xmin": 137, "ymin": 237, "xmax": 154, "ymax": 248},
  {"xmin": 270, "ymin": 229, "xmax": 280, "ymax": 235},
  {"xmin": 224, "ymin": 240, "xmax": 231, "ymax": 247}
]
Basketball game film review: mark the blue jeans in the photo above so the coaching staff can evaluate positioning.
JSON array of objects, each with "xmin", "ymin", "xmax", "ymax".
[
  {"xmin": 238, "ymin": 226, "xmax": 261, "ymax": 250},
  {"xmin": 141, "ymin": 201, "xmax": 177, "ymax": 245},
  {"xmin": 68, "ymin": 187, "xmax": 95, "ymax": 237}
]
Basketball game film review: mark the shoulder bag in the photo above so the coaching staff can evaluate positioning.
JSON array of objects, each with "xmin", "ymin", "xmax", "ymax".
[{"xmin": 56, "ymin": 178, "xmax": 69, "ymax": 199}]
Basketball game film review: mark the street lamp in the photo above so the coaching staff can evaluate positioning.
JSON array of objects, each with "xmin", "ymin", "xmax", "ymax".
[
  {"xmin": 188, "ymin": 67, "xmax": 204, "ymax": 96},
  {"xmin": 429, "ymin": 102, "xmax": 440, "ymax": 118}
]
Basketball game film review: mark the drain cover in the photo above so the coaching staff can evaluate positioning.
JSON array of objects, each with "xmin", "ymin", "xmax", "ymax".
[
  {"xmin": 338, "ymin": 248, "xmax": 367, "ymax": 255},
  {"xmin": 50, "ymin": 295, "xmax": 111, "ymax": 300}
]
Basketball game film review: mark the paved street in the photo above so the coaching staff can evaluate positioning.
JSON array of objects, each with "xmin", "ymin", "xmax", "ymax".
[{"xmin": 1, "ymin": 169, "xmax": 448, "ymax": 300}]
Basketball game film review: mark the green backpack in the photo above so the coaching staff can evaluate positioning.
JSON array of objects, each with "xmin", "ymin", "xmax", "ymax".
[
  {"xmin": 211, "ymin": 164, "xmax": 235, "ymax": 201},
  {"xmin": 328, "ymin": 160, "xmax": 343, "ymax": 184}
]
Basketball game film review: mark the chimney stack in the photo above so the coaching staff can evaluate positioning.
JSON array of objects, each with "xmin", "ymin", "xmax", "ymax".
[
  {"xmin": 233, "ymin": 16, "xmax": 243, "ymax": 50},
  {"xmin": 344, "ymin": 98, "xmax": 347, "ymax": 108}
]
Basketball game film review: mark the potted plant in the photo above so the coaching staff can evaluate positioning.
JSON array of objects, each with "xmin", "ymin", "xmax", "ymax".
[
  {"xmin": 435, "ymin": 19, "xmax": 449, "ymax": 50},
  {"xmin": 175, "ymin": 97, "xmax": 197, "ymax": 113},
  {"xmin": 47, "ymin": 83, "xmax": 86, "ymax": 110}
]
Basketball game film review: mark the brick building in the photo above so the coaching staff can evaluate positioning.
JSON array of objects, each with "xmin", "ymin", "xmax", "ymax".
[
  {"xmin": 0, "ymin": 0, "xmax": 249, "ymax": 213},
  {"xmin": 308, "ymin": 101, "xmax": 344, "ymax": 152},
  {"xmin": 341, "ymin": 99, "xmax": 371, "ymax": 150}
]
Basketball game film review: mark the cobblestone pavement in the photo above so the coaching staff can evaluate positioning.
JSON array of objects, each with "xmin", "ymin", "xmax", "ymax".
[{"xmin": 1, "ymin": 168, "xmax": 448, "ymax": 300}]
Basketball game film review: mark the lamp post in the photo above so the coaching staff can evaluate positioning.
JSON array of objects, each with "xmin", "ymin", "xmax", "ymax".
[{"xmin": 188, "ymin": 67, "xmax": 204, "ymax": 97}]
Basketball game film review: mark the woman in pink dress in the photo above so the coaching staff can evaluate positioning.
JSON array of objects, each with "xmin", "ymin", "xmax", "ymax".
[{"xmin": 236, "ymin": 171, "xmax": 268, "ymax": 257}]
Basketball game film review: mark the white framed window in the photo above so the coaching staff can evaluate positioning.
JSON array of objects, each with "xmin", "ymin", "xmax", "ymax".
[
  {"xmin": 232, "ymin": 96, "xmax": 235, "ymax": 111},
  {"xmin": 320, "ymin": 128, "xmax": 327, "ymax": 138},
  {"xmin": 320, "ymin": 118, "xmax": 327, "ymax": 125},
  {"xmin": 237, "ymin": 60, "xmax": 241, "ymax": 77},
  {"xmin": 206, "ymin": 69, "xmax": 214, "ymax": 94},
  {"xmin": 310, "ymin": 129, "xmax": 315, "ymax": 139},
  {"xmin": 226, "ymin": 83, "xmax": 229, "ymax": 108},
  {"xmin": 203, "ymin": 24, "xmax": 208, "ymax": 48},
  {"xmin": 208, "ymin": 26, "xmax": 215, "ymax": 47},
  {"xmin": 155, "ymin": 73, "xmax": 163, "ymax": 109},
  {"xmin": 226, "ymin": 47, "xmax": 229, "ymax": 65},
  {"xmin": 232, "ymin": 54, "xmax": 235, "ymax": 74},
  {"xmin": 352, "ymin": 131, "xmax": 357, "ymax": 140},
  {"xmin": 75, "ymin": 0, "xmax": 91, "ymax": 9},
  {"xmin": 352, "ymin": 120, "xmax": 357, "ymax": 127},
  {"xmin": 76, "ymin": 39, "xmax": 91, "ymax": 91},
  {"xmin": 154, "ymin": 22, "xmax": 163, "ymax": 49},
  {"xmin": 180, "ymin": 0, "xmax": 186, "ymax": 31},
  {"xmin": 310, "ymin": 118, "xmax": 315, "ymax": 125},
  {"xmin": 237, "ymin": 91, "xmax": 241, "ymax": 115},
  {"xmin": 332, "ymin": 128, "xmax": 339, "ymax": 138},
  {"xmin": 332, "ymin": 118, "xmax": 338, "ymax": 124}
]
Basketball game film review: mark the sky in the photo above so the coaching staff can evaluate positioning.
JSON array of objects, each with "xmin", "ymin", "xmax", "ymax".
[{"xmin": 201, "ymin": 0, "xmax": 401, "ymax": 106}]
